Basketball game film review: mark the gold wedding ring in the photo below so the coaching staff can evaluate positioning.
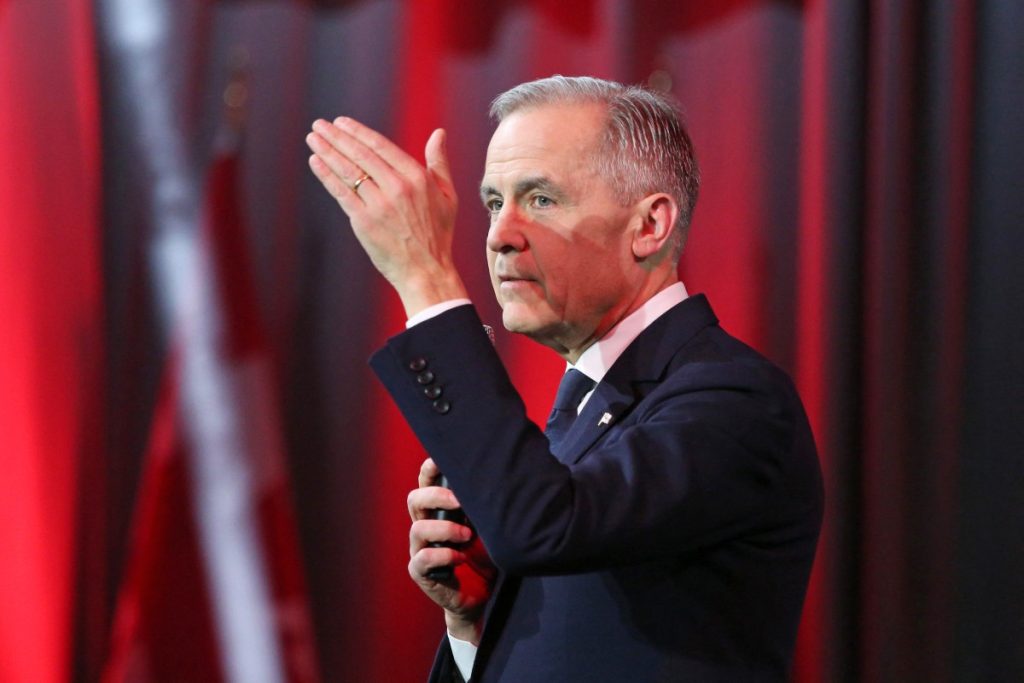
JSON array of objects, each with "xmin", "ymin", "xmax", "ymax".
[{"xmin": 352, "ymin": 172, "xmax": 372, "ymax": 194}]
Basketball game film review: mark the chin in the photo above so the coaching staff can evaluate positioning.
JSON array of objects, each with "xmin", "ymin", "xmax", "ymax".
[
  {"xmin": 500, "ymin": 311, "xmax": 531, "ymax": 334},
  {"xmin": 501, "ymin": 309, "xmax": 568, "ymax": 351},
  {"xmin": 500, "ymin": 304, "xmax": 544, "ymax": 335}
]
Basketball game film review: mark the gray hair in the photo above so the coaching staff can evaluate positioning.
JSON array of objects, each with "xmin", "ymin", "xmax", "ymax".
[{"xmin": 490, "ymin": 75, "xmax": 700, "ymax": 260}]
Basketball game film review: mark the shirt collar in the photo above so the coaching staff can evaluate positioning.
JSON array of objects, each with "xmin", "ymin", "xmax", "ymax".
[{"xmin": 571, "ymin": 281, "xmax": 688, "ymax": 385}]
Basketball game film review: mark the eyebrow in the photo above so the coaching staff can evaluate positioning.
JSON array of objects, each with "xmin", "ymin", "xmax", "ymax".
[{"xmin": 479, "ymin": 175, "xmax": 566, "ymax": 204}]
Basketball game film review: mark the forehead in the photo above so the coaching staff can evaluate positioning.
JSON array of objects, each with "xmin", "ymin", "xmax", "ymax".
[{"xmin": 483, "ymin": 102, "xmax": 607, "ymax": 184}]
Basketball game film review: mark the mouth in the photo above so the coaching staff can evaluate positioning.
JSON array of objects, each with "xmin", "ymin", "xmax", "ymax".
[
  {"xmin": 498, "ymin": 270, "xmax": 538, "ymax": 282},
  {"xmin": 496, "ymin": 273, "xmax": 539, "ymax": 294}
]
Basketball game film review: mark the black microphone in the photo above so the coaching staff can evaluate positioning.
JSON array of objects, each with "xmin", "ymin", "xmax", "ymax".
[
  {"xmin": 425, "ymin": 473, "xmax": 468, "ymax": 582},
  {"xmin": 425, "ymin": 324, "xmax": 493, "ymax": 581}
]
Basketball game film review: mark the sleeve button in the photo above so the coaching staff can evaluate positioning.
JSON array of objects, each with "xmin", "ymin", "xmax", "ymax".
[
  {"xmin": 432, "ymin": 399, "xmax": 451, "ymax": 414},
  {"xmin": 408, "ymin": 357, "xmax": 428, "ymax": 372},
  {"xmin": 416, "ymin": 370, "xmax": 435, "ymax": 385},
  {"xmin": 424, "ymin": 385, "xmax": 443, "ymax": 399}
]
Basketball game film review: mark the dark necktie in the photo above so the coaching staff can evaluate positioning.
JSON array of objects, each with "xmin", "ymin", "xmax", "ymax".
[{"xmin": 545, "ymin": 368, "xmax": 596, "ymax": 451}]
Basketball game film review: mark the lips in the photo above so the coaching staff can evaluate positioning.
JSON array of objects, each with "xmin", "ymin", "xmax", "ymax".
[
  {"xmin": 499, "ymin": 274, "xmax": 533, "ymax": 283},
  {"xmin": 496, "ymin": 271, "xmax": 540, "ymax": 299},
  {"xmin": 494, "ymin": 256, "xmax": 541, "ymax": 294},
  {"xmin": 495, "ymin": 262, "xmax": 536, "ymax": 283},
  {"xmin": 497, "ymin": 272, "xmax": 540, "ymax": 291}
]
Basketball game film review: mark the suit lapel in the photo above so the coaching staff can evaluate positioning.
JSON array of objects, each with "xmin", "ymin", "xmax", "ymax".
[
  {"xmin": 555, "ymin": 380, "xmax": 634, "ymax": 464},
  {"xmin": 556, "ymin": 295, "xmax": 718, "ymax": 465}
]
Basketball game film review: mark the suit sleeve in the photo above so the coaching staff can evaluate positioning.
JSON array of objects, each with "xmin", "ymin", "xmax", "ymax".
[{"xmin": 371, "ymin": 305, "xmax": 821, "ymax": 576}]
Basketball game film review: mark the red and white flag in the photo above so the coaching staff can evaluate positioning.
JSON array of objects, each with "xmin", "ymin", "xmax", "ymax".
[{"xmin": 104, "ymin": 144, "xmax": 320, "ymax": 683}]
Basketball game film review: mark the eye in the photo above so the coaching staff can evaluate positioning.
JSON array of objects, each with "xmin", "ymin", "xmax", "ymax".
[
  {"xmin": 485, "ymin": 198, "xmax": 503, "ymax": 214},
  {"xmin": 531, "ymin": 195, "xmax": 553, "ymax": 208}
]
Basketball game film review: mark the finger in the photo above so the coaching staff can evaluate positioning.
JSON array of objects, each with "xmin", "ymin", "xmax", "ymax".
[
  {"xmin": 409, "ymin": 546, "xmax": 467, "ymax": 580},
  {"xmin": 408, "ymin": 486, "xmax": 461, "ymax": 521},
  {"xmin": 313, "ymin": 118, "xmax": 403, "ymax": 194},
  {"xmin": 409, "ymin": 519, "xmax": 473, "ymax": 555},
  {"xmin": 306, "ymin": 129, "xmax": 380, "ymax": 203},
  {"xmin": 425, "ymin": 128, "xmax": 457, "ymax": 202},
  {"xmin": 419, "ymin": 457, "xmax": 441, "ymax": 488},
  {"xmin": 306, "ymin": 125, "xmax": 364, "ymax": 180},
  {"xmin": 307, "ymin": 154, "xmax": 363, "ymax": 211},
  {"xmin": 334, "ymin": 116, "xmax": 425, "ymax": 178}
]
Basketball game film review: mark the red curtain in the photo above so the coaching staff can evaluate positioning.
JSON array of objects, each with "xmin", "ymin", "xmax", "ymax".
[
  {"xmin": 2, "ymin": 0, "xmax": 1022, "ymax": 681},
  {"xmin": 0, "ymin": 1, "xmax": 102, "ymax": 682}
]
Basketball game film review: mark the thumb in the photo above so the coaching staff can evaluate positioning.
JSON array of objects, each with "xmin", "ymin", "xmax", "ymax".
[{"xmin": 425, "ymin": 128, "xmax": 456, "ymax": 200}]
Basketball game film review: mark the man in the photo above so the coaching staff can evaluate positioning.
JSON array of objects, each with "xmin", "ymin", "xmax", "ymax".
[{"xmin": 306, "ymin": 76, "xmax": 823, "ymax": 682}]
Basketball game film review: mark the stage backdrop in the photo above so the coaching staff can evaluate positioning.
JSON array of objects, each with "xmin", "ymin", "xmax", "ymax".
[{"xmin": 1, "ymin": 0, "xmax": 1021, "ymax": 681}]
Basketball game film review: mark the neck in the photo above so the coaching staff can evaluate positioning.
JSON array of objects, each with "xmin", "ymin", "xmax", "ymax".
[{"xmin": 557, "ymin": 271, "xmax": 680, "ymax": 364}]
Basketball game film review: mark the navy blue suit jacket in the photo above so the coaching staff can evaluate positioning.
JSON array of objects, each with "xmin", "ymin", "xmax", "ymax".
[{"xmin": 370, "ymin": 295, "xmax": 823, "ymax": 682}]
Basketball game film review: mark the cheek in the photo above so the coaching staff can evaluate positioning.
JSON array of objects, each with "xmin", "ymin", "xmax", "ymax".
[
  {"xmin": 570, "ymin": 251, "xmax": 627, "ymax": 307},
  {"xmin": 486, "ymin": 251, "xmax": 500, "ymax": 281},
  {"xmin": 534, "ymin": 241, "xmax": 584, "ymax": 315},
  {"xmin": 486, "ymin": 255, "xmax": 502, "ymax": 302}
]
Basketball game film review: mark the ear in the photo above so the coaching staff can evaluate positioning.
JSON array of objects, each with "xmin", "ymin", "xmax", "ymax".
[{"xmin": 630, "ymin": 193, "xmax": 679, "ymax": 260}]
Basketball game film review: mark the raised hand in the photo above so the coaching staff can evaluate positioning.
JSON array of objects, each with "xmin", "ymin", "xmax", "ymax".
[{"xmin": 305, "ymin": 118, "xmax": 468, "ymax": 318}]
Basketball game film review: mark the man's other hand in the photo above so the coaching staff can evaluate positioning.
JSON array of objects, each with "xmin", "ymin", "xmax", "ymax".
[{"xmin": 408, "ymin": 458, "xmax": 497, "ymax": 645}]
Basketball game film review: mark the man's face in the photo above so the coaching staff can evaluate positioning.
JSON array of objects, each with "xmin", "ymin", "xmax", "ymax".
[{"xmin": 481, "ymin": 103, "xmax": 640, "ymax": 358}]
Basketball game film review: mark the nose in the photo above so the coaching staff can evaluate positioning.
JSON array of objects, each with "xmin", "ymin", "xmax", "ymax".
[{"xmin": 486, "ymin": 205, "xmax": 528, "ymax": 254}]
